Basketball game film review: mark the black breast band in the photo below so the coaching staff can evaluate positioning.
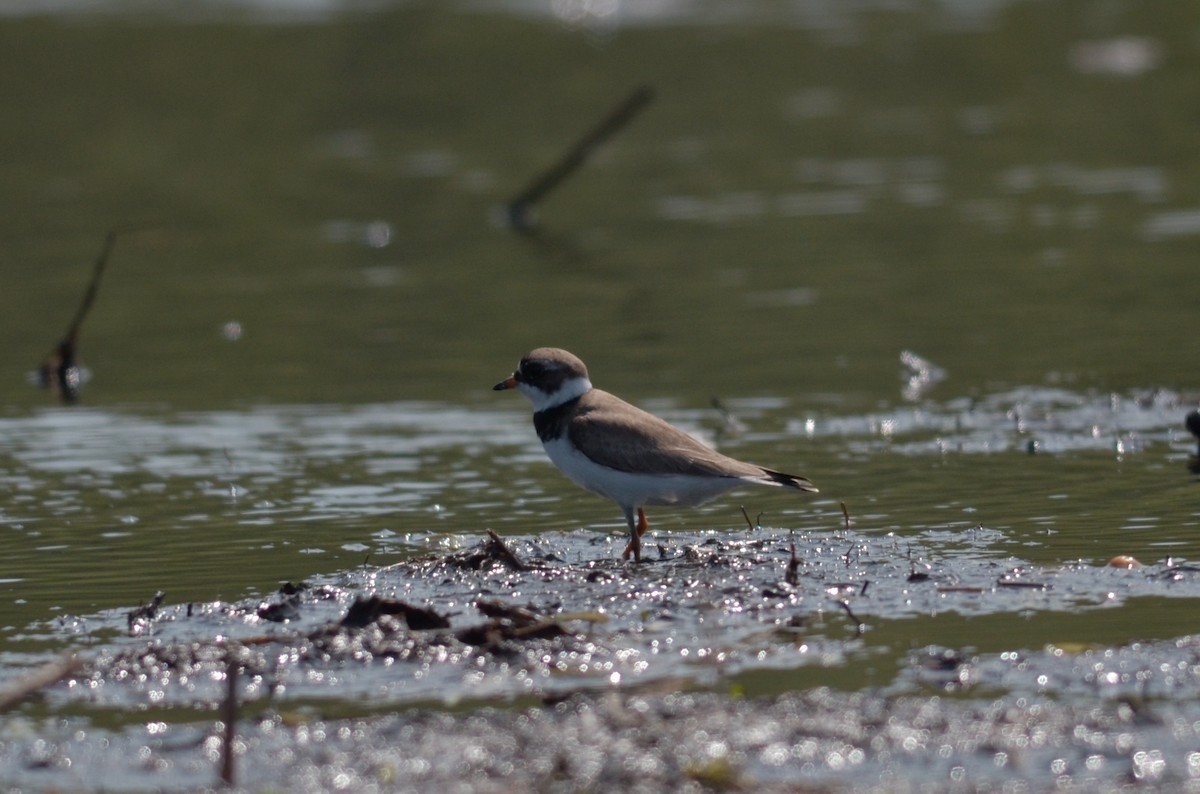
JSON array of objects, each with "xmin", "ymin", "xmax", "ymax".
[{"xmin": 533, "ymin": 396, "xmax": 581, "ymax": 442}]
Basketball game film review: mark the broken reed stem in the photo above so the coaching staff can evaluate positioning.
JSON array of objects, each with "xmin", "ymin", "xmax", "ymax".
[
  {"xmin": 739, "ymin": 505, "xmax": 755, "ymax": 531},
  {"xmin": 836, "ymin": 599, "xmax": 864, "ymax": 636},
  {"xmin": 505, "ymin": 85, "xmax": 654, "ymax": 228},
  {"xmin": 0, "ymin": 654, "xmax": 85, "ymax": 713},
  {"xmin": 62, "ymin": 230, "xmax": 118, "ymax": 344},
  {"xmin": 486, "ymin": 529, "xmax": 529, "ymax": 571},
  {"xmin": 39, "ymin": 225, "xmax": 151, "ymax": 403},
  {"xmin": 127, "ymin": 590, "xmax": 167, "ymax": 632},
  {"xmin": 840, "ymin": 501, "xmax": 851, "ymax": 530},
  {"xmin": 53, "ymin": 226, "xmax": 150, "ymax": 355},
  {"xmin": 220, "ymin": 651, "xmax": 238, "ymax": 788}
]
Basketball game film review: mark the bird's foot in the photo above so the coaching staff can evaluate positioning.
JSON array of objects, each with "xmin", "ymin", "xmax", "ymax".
[{"xmin": 621, "ymin": 509, "xmax": 649, "ymax": 562}]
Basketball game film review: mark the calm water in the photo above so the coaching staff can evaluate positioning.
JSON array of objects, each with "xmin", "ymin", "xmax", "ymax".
[{"xmin": 2, "ymin": 0, "xmax": 1200, "ymax": 787}]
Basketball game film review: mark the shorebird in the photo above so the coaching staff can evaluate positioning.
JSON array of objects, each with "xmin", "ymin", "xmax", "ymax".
[{"xmin": 494, "ymin": 347, "xmax": 818, "ymax": 561}]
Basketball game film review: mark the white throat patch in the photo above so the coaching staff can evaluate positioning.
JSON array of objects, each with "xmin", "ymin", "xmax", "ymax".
[{"xmin": 519, "ymin": 376, "xmax": 592, "ymax": 412}]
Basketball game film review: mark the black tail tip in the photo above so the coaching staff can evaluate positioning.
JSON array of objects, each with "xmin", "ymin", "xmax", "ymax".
[{"xmin": 763, "ymin": 468, "xmax": 818, "ymax": 493}]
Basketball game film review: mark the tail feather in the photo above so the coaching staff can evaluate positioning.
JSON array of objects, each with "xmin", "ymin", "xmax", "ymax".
[{"xmin": 759, "ymin": 467, "xmax": 819, "ymax": 493}]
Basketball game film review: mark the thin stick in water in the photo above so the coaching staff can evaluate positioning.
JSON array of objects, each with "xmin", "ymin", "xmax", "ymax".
[
  {"xmin": 220, "ymin": 652, "xmax": 238, "ymax": 788},
  {"xmin": 37, "ymin": 230, "xmax": 119, "ymax": 403},
  {"xmin": 505, "ymin": 85, "xmax": 654, "ymax": 230},
  {"xmin": 739, "ymin": 505, "xmax": 755, "ymax": 531}
]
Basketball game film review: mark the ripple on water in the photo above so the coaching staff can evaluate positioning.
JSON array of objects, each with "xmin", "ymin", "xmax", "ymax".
[{"xmin": 794, "ymin": 385, "xmax": 1191, "ymax": 456}]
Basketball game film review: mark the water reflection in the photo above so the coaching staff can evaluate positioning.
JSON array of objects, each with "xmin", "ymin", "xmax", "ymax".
[
  {"xmin": 802, "ymin": 385, "xmax": 1178, "ymax": 452},
  {"xmin": 2, "ymin": 381, "xmax": 1196, "ymax": 637},
  {"xmin": 0, "ymin": 404, "xmax": 530, "ymax": 625}
]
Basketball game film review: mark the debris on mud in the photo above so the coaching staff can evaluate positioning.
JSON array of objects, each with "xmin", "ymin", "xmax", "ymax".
[
  {"xmin": 256, "ymin": 582, "xmax": 306, "ymax": 622},
  {"xmin": 436, "ymin": 528, "xmax": 541, "ymax": 572},
  {"xmin": 9, "ymin": 658, "xmax": 1200, "ymax": 792},
  {"xmin": 126, "ymin": 590, "xmax": 166, "ymax": 634},
  {"xmin": 5, "ymin": 528, "xmax": 1200, "ymax": 791},
  {"xmin": 28, "ymin": 527, "xmax": 1200, "ymax": 713},
  {"xmin": 339, "ymin": 594, "xmax": 451, "ymax": 630}
]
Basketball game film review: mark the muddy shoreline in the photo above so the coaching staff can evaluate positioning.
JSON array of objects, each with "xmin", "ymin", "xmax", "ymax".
[{"xmin": 4, "ymin": 528, "xmax": 1200, "ymax": 790}]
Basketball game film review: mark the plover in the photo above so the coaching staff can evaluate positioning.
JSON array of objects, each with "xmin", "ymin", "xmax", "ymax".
[{"xmin": 494, "ymin": 347, "xmax": 818, "ymax": 561}]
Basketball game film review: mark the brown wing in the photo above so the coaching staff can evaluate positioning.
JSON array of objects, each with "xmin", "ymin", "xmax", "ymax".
[{"xmin": 567, "ymin": 390, "xmax": 765, "ymax": 479}]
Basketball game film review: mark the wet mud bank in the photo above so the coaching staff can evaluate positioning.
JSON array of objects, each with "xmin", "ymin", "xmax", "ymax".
[
  {"xmin": 12, "ymin": 682, "xmax": 1200, "ymax": 792},
  {"xmin": 4, "ymin": 527, "xmax": 1200, "ymax": 790}
]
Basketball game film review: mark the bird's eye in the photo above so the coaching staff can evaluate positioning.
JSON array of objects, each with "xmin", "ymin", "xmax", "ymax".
[{"xmin": 521, "ymin": 361, "xmax": 544, "ymax": 378}]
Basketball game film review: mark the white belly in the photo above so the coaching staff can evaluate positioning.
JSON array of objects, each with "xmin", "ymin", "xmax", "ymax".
[{"xmin": 541, "ymin": 436, "xmax": 746, "ymax": 509}]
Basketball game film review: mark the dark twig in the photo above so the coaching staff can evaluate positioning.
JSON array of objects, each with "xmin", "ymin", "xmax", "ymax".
[
  {"xmin": 486, "ymin": 529, "xmax": 530, "ymax": 572},
  {"xmin": 220, "ymin": 650, "xmax": 238, "ymax": 788},
  {"xmin": 127, "ymin": 591, "xmax": 167, "ymax": 634},
  {"xmin": 64, "ymin": 230, "xmax": 118, "ymax": 345},
  {"xmin": 836, "ymin": 599, "xmax": 864, "ymax": 636},
  {"xmin": 505, "ymin": 85, "xmax": 654, "ymax": 230},
  {"xmin": 739, "ymin": 505, "xmax": 755, "ymax": 531},
  {"xmin": 37, "ymin": 230, "xmax": 120, "ymax": 403},
  {"xmin": 38, "ymin": 225, "xmax": 155, "ymax": 402},
  {"xmin": 905, "ymin": 544, "xmax": 932, "ymax": 582},
  {"xmin": 840, "ymin": 501, "xmax": 852, "ymax": 530},
  {"xmin": 996, "ymin": 578, "xmax": 1049, "ymax": 590},
  {"xmin": 785, "ymin": 543, "xmax": 800, "ymax": 585}
]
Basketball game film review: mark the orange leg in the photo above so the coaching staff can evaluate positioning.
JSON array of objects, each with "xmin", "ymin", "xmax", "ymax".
[{"xmin": 621, "ymin": 508, "xmax": 648, "ymax": 561}]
